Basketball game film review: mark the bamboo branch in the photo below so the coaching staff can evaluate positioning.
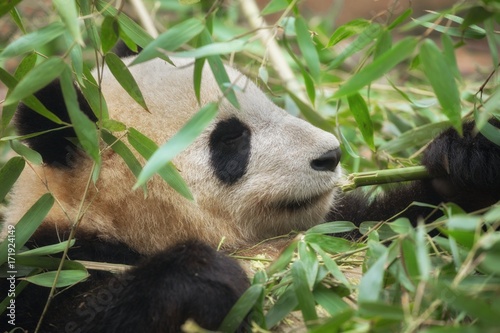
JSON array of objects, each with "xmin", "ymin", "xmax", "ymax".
[{"xmin": 341, "ymin": 165, "xmax": 430, "ymax": 192}]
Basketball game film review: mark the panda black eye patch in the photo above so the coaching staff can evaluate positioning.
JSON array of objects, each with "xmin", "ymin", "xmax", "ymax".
[{"xmin": 209, "ymin": 117, "xmax": 251, "ymax": 185}]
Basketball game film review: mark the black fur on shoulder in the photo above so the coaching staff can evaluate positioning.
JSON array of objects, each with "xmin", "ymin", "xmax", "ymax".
[
  {"xmin": 15, "ymin": 80, "xmax": 97, "ymax": 167},
  {"xmin": 1, "ymin": 239, "xmax": 249, "ymax": 333},
  {"xmin": 113, "ymin": 40, "xmax": 142, "ymax": 58}
]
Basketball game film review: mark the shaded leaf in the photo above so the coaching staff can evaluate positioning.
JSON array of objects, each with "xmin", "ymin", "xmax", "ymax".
[
  {"xmin": 10, "ymin": 140, "xmax": 42, "ymax": 165},
  {"xmin": 295, "ymin": 16, "xmax": 320, "ymax": 80},
  {"xmin": 292, "ymin": 260, "xmax": 318, "ymax": 323},
  {"xmin": 219, "ymin": 284, "xmax": 263, "ymax": 332},
  {"xmin": 18, "ymin": 240, "xmax": 75, "ymax": 257}
]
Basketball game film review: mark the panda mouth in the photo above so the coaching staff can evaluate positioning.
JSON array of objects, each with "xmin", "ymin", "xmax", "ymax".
[{"xmin": 276, "ymin": 193, "xmax": 326, "ymax": 211}]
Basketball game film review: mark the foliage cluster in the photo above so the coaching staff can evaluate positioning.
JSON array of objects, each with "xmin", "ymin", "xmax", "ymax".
[{"xmin": 0, "ymin": 0, "xmax": 499, "ymax": 332}]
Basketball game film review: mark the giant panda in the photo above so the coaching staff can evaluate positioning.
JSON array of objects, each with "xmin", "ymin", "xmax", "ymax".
[{"xmin": 1, "ymin": 51, "xmax": 499, "ymax": 332}]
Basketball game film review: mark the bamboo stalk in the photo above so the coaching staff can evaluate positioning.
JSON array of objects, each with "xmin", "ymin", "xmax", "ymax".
[{"xmin": 341, "ymin": 165, "xmax": 430, "ymax": 192}]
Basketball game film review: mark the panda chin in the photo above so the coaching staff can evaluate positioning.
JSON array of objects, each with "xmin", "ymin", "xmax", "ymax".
[{"xmin": 276, "ymin": 192, "xmax": 329, "ymax": 212}]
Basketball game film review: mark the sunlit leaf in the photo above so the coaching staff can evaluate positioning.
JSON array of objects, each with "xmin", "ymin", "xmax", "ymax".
[
  {"xmin": 24, "ymin": 270, "xmax": 88, "ymax": 288},
  {"xmin": 135, "ymin": 102, "xmax": 218, "ymax": 188},
  {"xmin": 347, "ymin": 93, "xmax": 374, "ymax": 151},
  {"xmin": 53, "ymin": 0, "xmax": 82, "ymax": 45},
  {"xmin": 4, "ymin": 57, "xmax": 67, "ymax": 106},
  {"xmin": 0, "ymin": 22, "xmax": 65, "ymax": 59}
]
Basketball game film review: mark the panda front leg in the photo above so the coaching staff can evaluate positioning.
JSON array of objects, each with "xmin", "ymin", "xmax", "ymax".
[
  {"xmin": 328, "ymin": 120, "xmax": 500, "ymax": 231},
  {"xmin": 64, "ymin": 240, "xmax": 249, "ymax": 333}
]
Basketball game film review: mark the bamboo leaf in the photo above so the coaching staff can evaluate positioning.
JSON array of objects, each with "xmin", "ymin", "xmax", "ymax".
[
  {"xmin": 18, "ymin": 240, "xmax": 75, "ymax": 257},
  {"xmin": 219, "ymin": 284, "xmax": 263, "ymax": 332},
  {"xmin": 261, "ymin": 0, "xmax": 290, "ymax": 15},
  {"xmin": 0, "ymin": 68, "xmax": 64, "ymax": 126},
  {"xmin": 135, "ymin": 102, "xmax": 218, "ymax": 188},
  {"xmin": 60, "ymin": 68, "xmax": 101, "ymax": 164},
  {"xmin": 292, "ymin": 260, "xmax": 318, "ymax": 323},
  {"xmin": 0, "ymin": 22, "xmax": 65, "ymax": 59},
  {"xmin": 306, "ymin": 221, "xmax": 356, "ymax": 234},
  {"xmin": 358, "ymin": 246, "xmax": 388, "ymax": 303},
  {"xmin": 347, "ymin": 93, "xmax": 374, "ymax": 151},
  {"xmin": 127, "ymin": 128, "xmax": 193, "ymax": 200},
  {"xmin": 0, "ymin": 157, "xmax": 25, "ymax": 203},
  {"xmin": 4, "ymin": 57, "xmax": 67, "ymax": 106},
  {"xmin": 420, "ymin": 39, "xmax": 462, "ymax": 133},
  {"xmin": 332, "ymin": 37, "xmax": 418, "ymax": 99},
  {"xmin": 102, "ymin": 131, "xmax": 142, "ymax": 178},
  {"xmin": 105, "ymin": 53, "xmax": 149, "ymax": 111},
  {"xmin": 9, "ymin": 140, "xmax": 42, "ymax": 165},
  {"xmin": 24, "ymin": 270, "xmax": 88, "ymax": 288},
  {"xmin": 0, "ymin": 193, "xmax": 54, "ymax": 265},
  {"xmin": 327, "ymin": 19, "xmax": 371, "ymax": 47},
  {"xmin": 53, "ymin": 0, "xmax": 83, "ymax": 45},
  {"xmin": 0, "ymin": 0, "xmax": 22, "ymax": 17},
  {"xmin": 172, "ymin": 39, "xmax": 246, "ymax": 58},
  {"xmin": 101, "ymin": 16, "xmax": 120, "ymax": 54},
  {"xmin": 131, "ymin": 18, "xmax": 204, "ymax": 65},
  {"xmin": 295, "ymin": 16, "xmax": 320, "ymax": 81}
]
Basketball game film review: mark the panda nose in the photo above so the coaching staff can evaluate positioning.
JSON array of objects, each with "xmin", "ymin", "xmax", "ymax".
[{"xmin": 310, "ymin": 148, "xmax": 341, "ymax": 172}]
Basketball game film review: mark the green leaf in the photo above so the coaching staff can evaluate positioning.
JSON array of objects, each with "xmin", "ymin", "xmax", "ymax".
[
  {"xmin": 261, "ymin": 0, "xmax": 290, "ymax": 15},
  {"xmin": 304, "ymin": 234, "xmax": 357, "ymax": 254},
  {"xmin": 461, "ymin": 6, "xmax": 493, "ymax": 30},
  {"xmin": 0, "ymin": 67, "xmax": 64, "ymax": 126},
  {"xmin": 101, "ymin": 16, "xmax": 120, "ymax": 54},
  {"xmin": 127, "ymin": 128, "xmax": 193, "ymax": 200},
  {"xmin": 0, "ymin": 193, "xmax": 54, "ymax": 265},
  {"xmin": 420, "ymin": 39, "xmax": 462, "ymax": 133},
  {"xmin": 18, "ymin": 240, "xmax": 75, "ymax": 257},
  {"xmin": 328, "ymin": 23, "xmax": 382, "ymax": 69},
  {"xmin": 332, "ymin": 37, "xmax": 418, "ymax": 99},
  {"xmin": 379, "ymin": 121, "xmax": 451, "ymax": 154},
  {"xmin": 131, "ymin": 18, "xmax": 204, "ymax": 65},
  {"xmin": 53, "ymin": 0, "xmax": 82, "ymax": 45},
  {"xmin": 81, "ymin": 0, "xmax": 101, "ymax": 50},
  {"xmin": 4, "ymin": 57, "xmax": 67, "ymax": 106},
  {"xmin": 105, "ymin": 53, "xmax": 149, "ymax": 111},
  {"xmin": 387, "ymin": 8, "xmax": 413, "ymax": 30},
  {"xmin": 358, "ymin": 246, "xmax": 388, "ymax": 303},
  {"xmin": 298, "ymin": 241, "xmax": 318, "ymax": 289},
  {"xmin": 327, "ymin": 19, "xmax": 371, "ymax": 47},
  {"xmin": 359, "ymin": 301, "xmax": 404, "ymax": 321},
  {"xmin": 9, "ymin": 140, "xmax": 42, "ymax": 165},
  {"xmin": 24, "ymin": 270, "xmax": 88, "ymax": 288},
  {"xmin": 193, "ymin": 57, "xmax": 206, "ymax": 105},
  {"xmin": 97, "ymin": 0, "xmax": 154, "ymax": 49},
  {"xmin": 306, "ymin": 221, "xmax": 356, "ymax": 234},
  {"xmin": 347, "ymin": 93, "xmax": 374, "ymax": 151},
  {"xmin": 0, "ymin": 0, "xmax": 22, "ymax": 17},
  {"xmin": 199, "ymin": 29, "xmax": 240, "ymax": 109},
  {"xmin": 313, "ymin": 285, "xmax": 350, "ymax": 316},
  {"xmin": 415, "ymin": 223, "xmax": 431, "ymax": 281},
  {"xmin": 310, "ymin": 244, "xmax": 351, "ymax": 288},
  {"xmin": 266, "ymin": 240, "xmax": 297, "ymax": 276},
  {"xmin": 135, "ymin": 102, "xmax": 218, "ymax": 188},
  {"xmin": 0, "ymin": 157, "xmax": 25, "ymax": 203},
  {"xmin": 0, "ymin": 22, "xmax": 65, "ymax": 59},
  {"xmin": 80, "ymin": 65, "xmax": 109, "ymax": 120},
  {"xmin": 102, "ymin": 131, "xmax": 142, "ymax": 178},
  {"xmin": 292, "ymin": 260, "xmax": 318, "ymax": 323},
  {"xmin": 172, "ymin": 39, "xmax": 246, "ymax": 58},
  {"xmin": 265, "ymin": 287, "xmax": 298, "ymax": 328},
  {"xmin": 295, "ymin": 16, "xmax": 320, "ymax": 81},
  {"xmin": 14, "ymin": 52, "xmax": 38, "ymax": 80},
  {"xmin": 218, "ymin": 284, "xmax": 263, "ymax": 332},
  {"xmin": 441, "ymin": 34, "xmax": 461, "ymax": 81},
  {"xmin": 287, "ymin": 92, "xmax": 334, "ymax": 133},
  {"xmin": 60, "ymin": 68, "xmax": 101, "ymax": 164}
]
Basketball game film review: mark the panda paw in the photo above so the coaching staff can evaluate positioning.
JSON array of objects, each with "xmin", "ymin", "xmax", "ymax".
[{"xmin": 422, "ymin": 120, "xmax": 500, "ymax": 209}]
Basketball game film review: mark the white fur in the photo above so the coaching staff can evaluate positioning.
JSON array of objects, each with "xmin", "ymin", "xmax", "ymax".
[{"xmin": 3, "ymin": 57, "xmax": 342, "ymax": 254}]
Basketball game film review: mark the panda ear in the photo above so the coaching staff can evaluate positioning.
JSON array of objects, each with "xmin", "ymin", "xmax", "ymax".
[{"xmin": 15, "ymin": 80, "xmax": 97, "ymax": 167}]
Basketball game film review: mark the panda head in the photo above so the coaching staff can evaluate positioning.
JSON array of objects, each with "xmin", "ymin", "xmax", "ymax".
[{"xmin": 5, "ymin": 57, "xmax": 342, "ymax": 254}]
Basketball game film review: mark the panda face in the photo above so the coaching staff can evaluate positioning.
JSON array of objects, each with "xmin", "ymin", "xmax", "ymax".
[{"xmin": 5, "ymin": 57, "xmax": 342, "ymax": 254}]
